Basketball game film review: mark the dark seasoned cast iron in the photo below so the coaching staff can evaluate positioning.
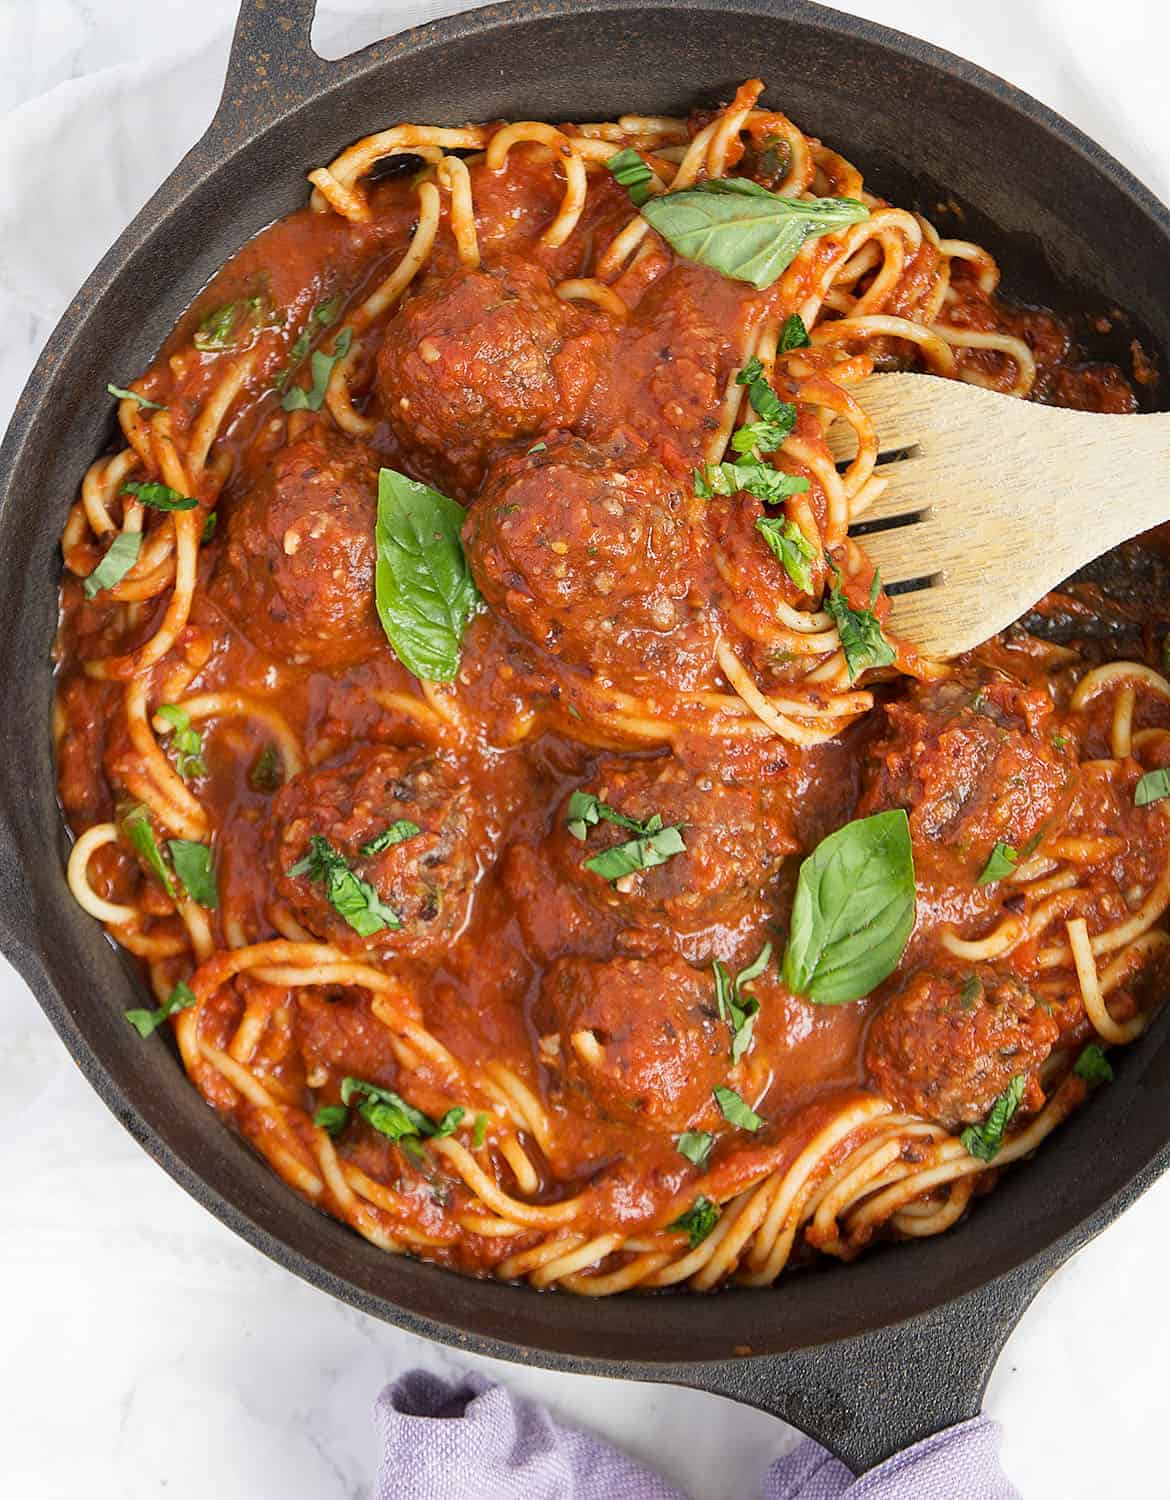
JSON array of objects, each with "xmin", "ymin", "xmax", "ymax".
[{"xmin": 2, "ymin": 0, "xmax": 1169, "ymax": 1474}]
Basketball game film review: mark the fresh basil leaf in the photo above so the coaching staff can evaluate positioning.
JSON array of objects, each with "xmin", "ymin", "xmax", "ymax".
[
  {"xmin": 124, "ymin": 979, "xmax": 196, "ymax": 1039},
  {"xmin": 314, "ymin": 1104, "xmax": 349, "ymax": 1136},
  {"xmin": 287, "ymin": 834, "xmax": 400, "ymax": 935},
  {"xmin": 201, "ymin": 512, "xmax": 218, "ymax": 543},
  {"xmin": 756, "ymin": 516, "xmax": 816, "ymax": 594},
  {"xmin": 779, "ymin": 313, "xmax": 811, "ymax": 351},
  {"xmin": 583, "ymin": 822, "xmax": 686, "ymax": 882},
  {"xmin": 959, "ymin": 974, "xmax": 982, "ymax": 1010},
  {"xmin": 1073, "ymin": 1043, "xmax": 1114, "ymax": 1086},
  {"xmin": 434, "ymin": 1107, "xmax": 465, "ymax": 1138},
  {"xmin": 960, "ymin": 1075, "xmax": 1026, "ymax": 1162},
  {"xmin": 274, "ymin": 328, "xmax": 313, "ymax": 390},
  {"xmin": 375, "ymin": 467, "xmax": 482, "ymax": 682},
  {"xmin": 825, "ymin": 569, "xmax": 895, "ymax": 681},
  {"xmin": 1135, "ymin": 769, "xmax": 1170, "ymax": 806},
  {"xmin": 713, "ymin": 1084, "xmax": 764, "ymax": 1132},
  {"xmin": 314, "ymin": 294, "xmax": 344, "ymax": 325},
  {"xmin": 341, "ymin": 1077, "xmax": 438, "ymax": 1139},
  {"xmin": 156, "ymin": 704, "xmax": 206, "ymax": 781},
  {"xmin": 248, "ymin": 744, "xmax": 284, "ymax": 793},
  {"xmin": 120, "ymin": 803, "xmax": 176, "ymax": 899},
  {"xmin": 565, "ymin": 790, "xmax": 650, "ymax": 842},
  {"xmin": 640, "ymin": 180, "xmax": 868, "ymax": 290},
  {"xmin": 167, "ymin": 839, "xmax": 219, "ymax": 909},
  {"xmin": 194, "ymin": 302, "xmax": 241, "ymax": 351},
  {"xmin": 694, "ymin": 458, "xmax": 810, "ymax": 505},
  {"xmin": 605, "ymin": 147, "xmax": 653, "ymax": 207},
  {"xmin": 736, "ymin": 357, "xmax": 794, "ymax": 423},
  {"xmin": 121, "ymin": 481, "xmax": 198, "ymax": 512},
  {"xmin": 83, "ymin": 530, "xmax": 142, "ymax": 599},
  {"xmin": 527, "ymin": 441, "xmax": 548, "ymax": 455},
  {"xmin": 107, "ymin": 384, "xmax": 167, "ymax": 411},
  {"xmin": 714, "ymin": 944, "xmax": 771, "ymax": 1064},
  {"xmin": 977, "ymin": 841, "xmax": 1019, "ymax": 885},
  {"xmin": 472, "ymin": 1112, "xmax": 489, "ymax": 1149},
  {"xmin": 676, "ymin": 1131, "xmax": 715, "ymax": 1168},
  {"xmin": 360, "ymin": 820, "xmax": 421, "ymax": 856},
  {"xmin": 783, "ymin": 809, "xmax": 915, "ymax": 1005},
  {"xmin": 670, "ymin": 1194, "xmax": 720, "ymax": 1248},
  {"xmin": 281, "ymin": 326, "xmax": 353, "ymax": 412}
]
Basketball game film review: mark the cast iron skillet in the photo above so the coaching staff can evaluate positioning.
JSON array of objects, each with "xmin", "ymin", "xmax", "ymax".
[{"xmin": 3, "ymin": 0, "xmax": 1170, "ymax": 1475}]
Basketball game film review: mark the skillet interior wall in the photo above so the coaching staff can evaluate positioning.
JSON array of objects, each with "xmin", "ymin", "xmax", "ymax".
[{"xmin": 2, "ymin": 0, "xmax": 1170, "ymax": 1369}]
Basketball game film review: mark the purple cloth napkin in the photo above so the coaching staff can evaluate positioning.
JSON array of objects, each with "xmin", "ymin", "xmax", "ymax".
[{"xmin": 376, "ymin": 1369, "xmax": 1021, "ymax": 1499}]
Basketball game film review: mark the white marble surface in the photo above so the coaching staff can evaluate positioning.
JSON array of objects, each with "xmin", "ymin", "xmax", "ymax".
[{"xmin": 3, "ymin": 2, "xmax": 1170, "ymax": 1495}]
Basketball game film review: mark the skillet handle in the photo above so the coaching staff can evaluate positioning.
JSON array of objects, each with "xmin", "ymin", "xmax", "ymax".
[
  {"xmin": 678, "ymin": 1257, "xmax": 1052, "ymax": 1476},
  {"xmin": 212, "ymin": 0, "xmax": 327, "ymax": 139}
]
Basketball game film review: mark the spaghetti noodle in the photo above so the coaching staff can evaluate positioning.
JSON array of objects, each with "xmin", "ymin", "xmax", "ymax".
[{"xmin": 54, "ymin": 84, "xmax": 1166, "ymax": 1293}]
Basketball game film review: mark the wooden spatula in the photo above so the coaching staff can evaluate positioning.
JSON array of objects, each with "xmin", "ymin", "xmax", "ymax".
[{"xmin": 826, "ymin": 373, "xmax": 1170, "ymax": 659}]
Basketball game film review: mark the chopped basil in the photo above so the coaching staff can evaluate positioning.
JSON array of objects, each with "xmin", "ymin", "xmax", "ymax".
[
  {"xmin": 360, "ymin": 820, "xmax": 421, "ymax": 856},
  {"xmin": 434, "ymin": 1107, "xmax": 465, "ymax": 1138},
  {"xmin": 281, "ymin": 326, "xmax": 353, "ymax": 412},
  {"xmin": 472, "ymin": 1112, "xmax": 489, "ymax": 1149},
  {"xmin": 120, "ymin": 803, "xmax": 176, "ymax": 899},
  {"xmin": 733, "ymin": 356, "xmax": 797, "ymax": 454},
  {"xmin": 83, "ymin": 530, "xmax": 142, "ymax": 599},
  {"xmin": 374, "ymin": 467, "xmax": 482, "ymax": 682},
  {"xmin": 124, "ymin": 979, "xmax": 196, "ymax": 1039},
  {"xmin": 605, "ymin": 147, "xmax": 653, "ymax": 206},
  {"xmin": 977, "ymin": 841, "xmax": 1019, "ymax": 885},
  {"xmin": 314, "ymin": 1103, "xmax": 349, "ymax": 1136},
  {"xmin": 121, "ymin": 480, "xmax": 198, "ymax": 512},
  {"xmin": 565, "ymin": 790, "xmax": 646, "ymax": 841},
  {"xmin": 694, "ymin": 458, "xmax": 810, "ymax": 505},
  {"xmin": 714, "ymin": 1085, "xmax": 764, "ymax": 1132},
  {"xmin": 640, "ymin": 179, "xmax": 868, "ymax": 290},
  {"xmin": 670, "ymin": 1194, "xmax": 720, "ymax": 1248},
  {"xmin": 782, "ymin": 809, "xmax": 915, "ymax": 1005},
  {"xmin": 107, "ymin": 384, "xmax": 166, "ymax": 411},
  {"xmin": 959, "ymin": 974, "xmax": 982, "ymax": 1010},
  {"xmin": 825, "ymin": 569, "xmax": 895, "ymax": 682},
  {"xmin": 713, "ymin": 942, "xmax": 771, "ymax": 1063},
  {"xmin": 248, "ymin": 744, "xmax": 284, "ymax": 793},
  {"xmin": 314, "ymin": 294, "xmax": 344, "ymax": 326},
  {"xmin": 341, "ymin": 1076, "xmax": 441, "ymax": 1144},
  {"xmin": 1073, "ymin": 1043, "xmax": 1114, "ymax": 1086},
  {"xmin": 1135, "ymin": 768, "xmax": 1170, "ymax": 806},
  {"xmin": 287, "ymin": 834, "xmax": 400, "ymax": 935},
  {"xmin": 960, "ymin": 1075, "xmax": 1026, "ymax": 1162},
  {"xmin": 676, "ymin": 1131, "xmax": 715, "ymax": 1168},
  {"xmin": 275, "ymin": 328, "xmax": 313, "ymax": 390},
  {"xmin": 194, "ymin": 302, "xmax": 241, "ymax": 351},
  {"xmin": 756, "ymin": 516, "xmax": 817, "ymax": 594},
  {"xmin": 201, "ymin": 512, "xmax": 218, "ymax": 543},
  {"xmin": 582, "ymin": 817, "xmax": 686, "ymax": 883},
  {"xmin": 527, "ymin": 441, "xmax": 548, "ymax": 455},
  {"xmin": 156, "ymin": 704, "xmax": 206, "ymax": 781},
  {"xmin": 778, "ymin": 313, "xmax": 811, "ymax": 351},
  {"xmin": 167, "ymin": 839, "xmax": 219, "ymax": 909}
]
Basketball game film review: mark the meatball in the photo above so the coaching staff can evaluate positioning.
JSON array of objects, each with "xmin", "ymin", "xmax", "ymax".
[
  {"xmin": 537, "ymin": 954, "xmax": 725, "ymax": 1130},
  {"xmin": 464, "ymin": 434, "xmax": 707, "ymax": 678},
  {"xmin": 211, "ymin": 426, "xmax": 384, "ymax": 670},
  {"xmin": 272, "ymin": 748, "xmax": 479, "ymax": 956},
  {"xmin": 376, "ymin": 255, "xmax": 611, "ymax": 497},
  {"xmin": 858, "ymin": 673, "xmax": 1072, "ymax": 884},
  {"xmin": 551, "ymin": 754, "xmax": 796, "ymax": 933},
  {"xmin": 865, "ymin": 965, "xmax": 1059, "ymax": 1128}
]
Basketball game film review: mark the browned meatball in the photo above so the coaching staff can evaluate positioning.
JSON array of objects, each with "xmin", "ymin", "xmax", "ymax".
[
  {"xmin": 210, "ymin": 427, "xmax": 384, "ymax": 670},
  {"xmin": 858, "ymin": 673, "xmax": 1072, "ymax": 884},
  {"xmin": 272, "ymin": 748, "xmax": 479, "ymax": 956},
  {"xmin": 551, "ymin": 754, "xmax": 796, "ymax": 933},
  {"xmin": 464, "ymin": 434, "xmax": 707, "ymax": 679},
  {"xmin": 537, "ymin": 954, "xmax": 724, "ymax": 1130},
  {"xmin": 865, "ymin": 966, "xmax": 1059, "ymax": 1128},
  {"xmin": 376, "ymin": 254, "xmax": 611, "ymax": 497}
]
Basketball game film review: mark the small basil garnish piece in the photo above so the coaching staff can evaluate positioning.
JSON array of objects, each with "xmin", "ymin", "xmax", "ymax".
[
  {"xmin": 1073, "ymin": 1043, "xmax": 1114, "ymax": 1087},
  {"xmin": 565, "ymin": 790, "xmax": 647, "ymax": 841},
  {"xmin": 121, "ymin": 481, "xmax": 198, "ymax": 512},
  {"xmin": 640, "ymin": 178, "xmax": 868, "ymax": 290},
  {"xmin": 825, "ymin": 569, "xmax": 895, "ymax": 682},
  {"xmin": 960, "ymin": 1075, "xmax": 1026, "ymax": 1162},
  {"xmin": 605, "ymin": 147, "xmax": 653, "ymax": 207},
  {"xmin": 167, "ymin": 839, "xmax": 219, "ymax": 909},
  {"xmin": 472, "ymin": 1112, "xmax": 489, "ymax": 1149},
  {"xmin": 156, "ymin": 704, "xmax": 206, "ymax": 781},
  {"xmin": 374, "ymin": 467, "xmax": 482, "ymax": 682},
  {"xmin": 582, "ymin": 816, "xmax": 686, "ymax": 883},
  {"xmin": 287, "ymin": 835, "xmax": 400, "ymax": 935},
  {"xmin": 778, "ymin": 313, "xmax": 811, "ymax": 351},
  {"xmin": 120, "ymin": 803, "xmax": 176, "ymax": 899},
  {"xmin": 281, "ymin": 326, "xmax": 353, "ymax": 412},
  {"xmin": 713, "ymin": 943, "xmax": 771, "ymax": 1063},
  {"xmin": 782, "ymin": 809, "xmax": 915, "ymax": 1005},
  {"xmin": 676, "ymin": 1131, "xmax": 715, "ymax": 1168},
  {"xmin": 107, "ymin": 384, "xmax": 166, "ymax": 411},
  {"xmin": 314, "ymin": 1104, "xmax": 349, "ymax": 1136},
  {"xmin": 124, "ymin": 979, "xmax": 196, "ymax": 1039},
  {"xmin": 756, "ymin": 516, "xmax": 816, "ymax": 594},
  {"xmin": 714, "ymin": 1084, "xmax": 764, "ymax": 1132},
  {"xmin": 340, "ymin": 1077, "xmax": 444, "ymax": 1146},
  {"xmin": 693, "ymin": 458, "xmax": 810, "ymax": 505},
  {"xmin": 977, "ymin": 841, "xmax": 1020, "ymax": 885},
  {"xmin": 1135, "ymin": 768, "xmax": 1170, "ymax": 806},
  {"xmin": 670, "ymin": 1195, "xmax": 720, "ymax": 1248},
  {"xmin": 84, "ymin": 531, "xmax": 142, "ymax": 599},
  {"xmin": 360, "ymin": 820, "xmax": 421, "ymax": 857},
  {"xmin": 248, "ymin": 744, "xmax": 284, "ymax": 793}
]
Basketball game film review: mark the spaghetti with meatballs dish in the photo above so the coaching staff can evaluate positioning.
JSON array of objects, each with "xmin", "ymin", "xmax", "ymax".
[{"xmin": 55, "ymin": 82, "xmax": 1170, "ymax": 1293}]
